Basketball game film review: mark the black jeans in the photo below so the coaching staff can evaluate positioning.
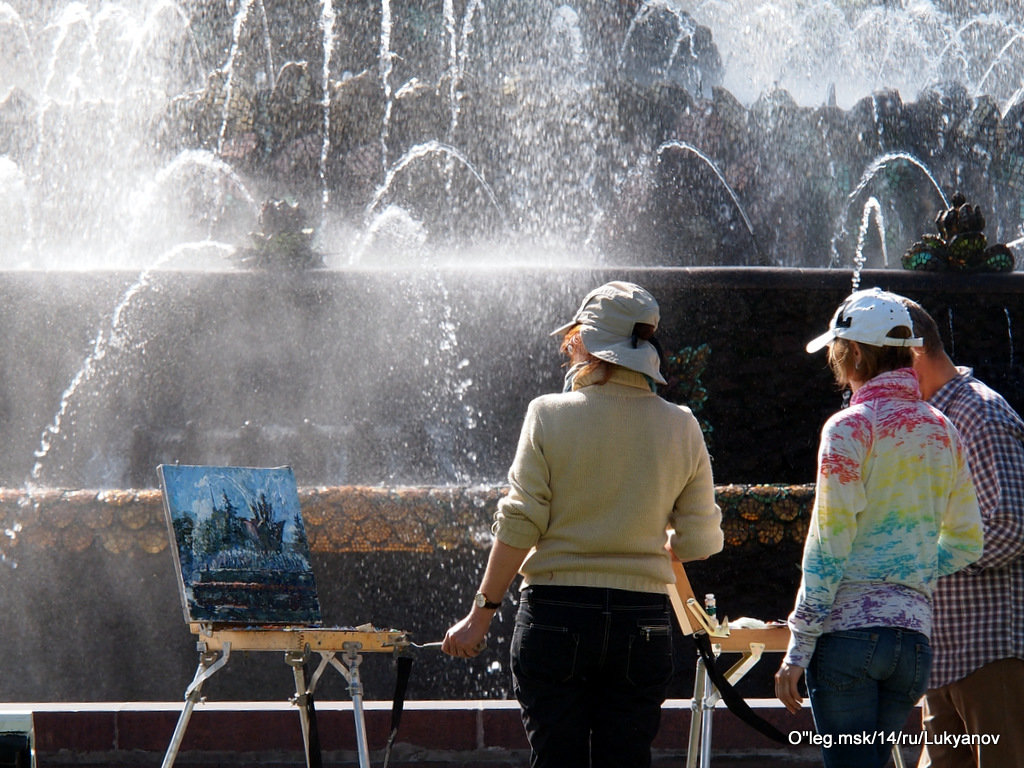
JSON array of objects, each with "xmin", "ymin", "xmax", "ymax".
[{"xmin": 511, "ymin": 585, "xmax": 673, "ymax": 768}]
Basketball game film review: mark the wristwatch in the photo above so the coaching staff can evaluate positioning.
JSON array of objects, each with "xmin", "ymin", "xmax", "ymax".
[{"xmin": 474, "ymin": 591, "xmax": 501, "ymax": 610}]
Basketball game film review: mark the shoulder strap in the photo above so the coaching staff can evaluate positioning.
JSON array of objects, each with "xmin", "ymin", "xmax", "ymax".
[{"xmin": 382, "ymin": 655, "xmax": 414, "ymax": 768}]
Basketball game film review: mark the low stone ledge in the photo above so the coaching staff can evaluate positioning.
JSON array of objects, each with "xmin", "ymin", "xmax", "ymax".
[
  {"xmin": 0, "ymin": 484, "xmax": 814, "ymax": 557},
  {"xmin": 23, "ymin": 699, "xmax": 829, "ymax": 763}
]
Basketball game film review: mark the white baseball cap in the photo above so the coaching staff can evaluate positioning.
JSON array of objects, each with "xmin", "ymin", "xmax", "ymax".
[
  {"xmin": 806, "ymin": 287, "xmax": 923, "ymax": 354},
  {"xmin": 550, "ymin": 281, "xmax": 666, "ymax": 384}
]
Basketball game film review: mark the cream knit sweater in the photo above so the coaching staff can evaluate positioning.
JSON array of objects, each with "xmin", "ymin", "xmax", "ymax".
[{"xmin": 492, "ymin": 368, "xmax": 724, "ymax": 595}]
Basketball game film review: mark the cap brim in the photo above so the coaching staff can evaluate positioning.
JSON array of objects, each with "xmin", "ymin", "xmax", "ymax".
[
  {"xmin": 550, "ymin": 320, "xmax": 576, "ymax": 337},
  {"xmin": 805, "ymin": 329, "xmax": 836, "ymax": 353}
]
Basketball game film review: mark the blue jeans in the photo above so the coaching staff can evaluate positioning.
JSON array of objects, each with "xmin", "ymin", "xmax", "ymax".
[
  {"xmin": 511, "ymin": 585, "xmax": 673, "ymax": 768},
  {"xmin": 806, "ymin": 627, "xmax": 932, "ymax": 768}
]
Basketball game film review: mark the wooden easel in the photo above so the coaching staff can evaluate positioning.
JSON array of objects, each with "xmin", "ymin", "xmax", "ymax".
[
  {"xmin": 157, "ymin": 465, "xmax": 415, "ymax": 768},
  {"xmin": 669, "ymin": 560, "xmax": 788, "ymax": 768},
  {"xmin": 161, "ymin": 624, "xmax": 411, "ymax": 768},
  {"xmin": 669, "ymin": 561, "xmax": 906, "ymax": 768}
]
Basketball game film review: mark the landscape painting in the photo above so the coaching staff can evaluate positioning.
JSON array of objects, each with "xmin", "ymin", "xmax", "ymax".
[{"xmin": 159, "ymin": 464, "xmax": 322, "ymax": 626}]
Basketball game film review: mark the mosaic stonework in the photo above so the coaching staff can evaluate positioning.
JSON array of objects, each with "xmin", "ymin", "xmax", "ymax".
[
  {"xmin": 715, "ymin": 484, "xmax": 813, "ymax": 548},
  {"xmin": 0, "ymin": 484, "xmax": 812, "ymax": 557},
  {"xmin": 662, "ymin": 343, "xmax": 713, "ymax": 438}
]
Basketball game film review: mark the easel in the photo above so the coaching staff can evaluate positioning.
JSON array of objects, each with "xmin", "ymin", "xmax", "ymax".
[
  {"xmin": 156, "ymin": 465, "xmax": 415, "ymax": 768},
  {"xmin": 669, "ymin": 561, "xmax": 906, "ymax": 768},
  {"xmin": 161, "ymin": 624, "xmax": 412, "ymax": 768}
]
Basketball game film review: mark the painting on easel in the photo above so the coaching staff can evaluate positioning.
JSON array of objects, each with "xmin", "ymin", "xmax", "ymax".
[{"xmin": 158, "ymin": 464, "xmax": 322, "ymax": 626}]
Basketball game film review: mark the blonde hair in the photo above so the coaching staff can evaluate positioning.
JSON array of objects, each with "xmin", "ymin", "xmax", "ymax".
[{"xmin": 826, "ymin": 326, "xmax": 914, "ymax": 387}]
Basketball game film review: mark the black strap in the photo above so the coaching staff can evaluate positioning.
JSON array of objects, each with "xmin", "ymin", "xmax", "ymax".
[
  {"xmin": 302, "ymin": 662, "xmax": 324, "ymax": 768},
  {"xmin": 692, "ymin": 631, "xmax": 787, "ymax": 744},
  {"xmin": 381, "ymin": 654, "xmax": 414, "ymax": 768}
]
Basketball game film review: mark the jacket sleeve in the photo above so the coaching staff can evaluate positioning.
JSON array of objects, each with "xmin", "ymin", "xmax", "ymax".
[
  {"xmin": 785, "ymin": 414, "xmax": 866, "ymax": 667},
  {"xmin": 962, "ymin": 414, "xmax": 1024, "ymax": 572},
  {"xmin": 937, "ymin": 430, "xmax": 985, "ymax": 576}
]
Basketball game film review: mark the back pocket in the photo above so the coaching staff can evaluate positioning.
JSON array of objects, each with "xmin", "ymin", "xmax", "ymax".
[
  {"xmin": 512, "ymin": 622, "xmax": 580, "ymax": 684},
  {"xmin": 811, "ymin": 629, "xmax": 878, "ymax": 692},
  {"xmin": 625, "ymin": 619, "xmax": 673, "ymax": 688}
]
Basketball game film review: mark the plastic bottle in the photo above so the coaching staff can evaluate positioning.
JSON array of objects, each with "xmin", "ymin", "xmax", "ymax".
[{"xmin": 704, "ymin": 593, "xmax": 717, "ymax": 626}]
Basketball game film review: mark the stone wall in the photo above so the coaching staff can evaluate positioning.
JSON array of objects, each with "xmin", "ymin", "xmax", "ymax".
[{"xmin": 4, "ymin": 268, "xmax": 1023, "ymax": 491}]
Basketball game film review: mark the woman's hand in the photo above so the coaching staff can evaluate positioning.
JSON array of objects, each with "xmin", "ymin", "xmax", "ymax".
[
  {"xmin": 442, "ymin": 610, "xmax": 490, "ymax": 658},
  {"xmin": 442, "ymin": 539, "xmax": 528, "ymax": 658},
  {"xmin": 775, "ymin": 661, "xmax": 806, "ymax": 714}
]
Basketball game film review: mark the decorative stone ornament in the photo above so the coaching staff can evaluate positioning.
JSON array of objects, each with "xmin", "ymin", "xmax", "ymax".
[{"xmin": 902, "ymin": 192, "xmax": 1015, "ymax": 272}]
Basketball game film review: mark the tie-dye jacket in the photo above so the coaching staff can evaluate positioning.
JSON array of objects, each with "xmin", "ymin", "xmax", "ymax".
[{"xmin": 785, "ymin": 368, "xmax": 984, "ymax": 668}]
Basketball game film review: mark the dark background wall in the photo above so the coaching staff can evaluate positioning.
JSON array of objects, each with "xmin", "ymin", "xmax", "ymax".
[{"xmin": 3, "ymin": 267, "xmax": 1022, "ymax": 491}]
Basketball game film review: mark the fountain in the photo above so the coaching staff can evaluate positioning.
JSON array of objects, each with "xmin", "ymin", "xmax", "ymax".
[{"xmin": 1, "ymin": 0, "xmax": 1023, "ymax": 706}]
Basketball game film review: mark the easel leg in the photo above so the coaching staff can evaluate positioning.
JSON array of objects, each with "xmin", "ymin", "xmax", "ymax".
[
  {"xmin": 326, "ymin": 646, "xmax": 372, "ymax": 768},
  {"xmin": 698, "ymin": 660, "xmax": 715, "ymax": 768},
  {"xmin": 287, "ymin": 651, "xmax": 323, "ymax": 768},
  {"xmin": 686, "ymin": 657, "xmax": 711, "ymax": 768},
  {"xmin": 161, "ymin": 647, "xmax": 230, "ymax": 768}
]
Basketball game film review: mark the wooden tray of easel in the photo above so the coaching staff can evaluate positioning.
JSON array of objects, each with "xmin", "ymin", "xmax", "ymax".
[
  {"xmin": 189, "ymin": 623, "xmax": 410, "ymax": 653},
  {"xmin": 669, "ymin": 560, "xmax": 790, "ymax": 652}
]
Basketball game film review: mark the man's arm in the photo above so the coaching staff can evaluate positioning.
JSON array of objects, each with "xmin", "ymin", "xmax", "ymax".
[{"xmin": 964, "ymin": 418, "xmax": 1024, "ymax": 571}]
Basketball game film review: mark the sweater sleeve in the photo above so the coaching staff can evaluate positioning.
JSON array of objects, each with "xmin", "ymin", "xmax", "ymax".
[
  {"xmin": 491, "ymin": 399, "xmax": 550, "ymax": 550},
  {"xmin": 667, "ymin": 417, "xmax": 723, "ymax": 561},
  {"xmin": 785, "ymin": 413, "xmax": 867, "ymax": 667}
]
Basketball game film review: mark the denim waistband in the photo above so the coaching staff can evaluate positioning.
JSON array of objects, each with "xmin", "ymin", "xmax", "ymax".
[{"xmin": 522, "ymin": 584, "xmax": 668, "ymax": 610}]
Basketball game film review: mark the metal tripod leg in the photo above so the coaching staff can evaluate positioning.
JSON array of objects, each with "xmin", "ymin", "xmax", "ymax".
[
  {"xmin": 685, "ymin": 643, "xmax": 766, "ymax": 768},
  {"xmin": 287, "ymin": 651, "xmax": 323, "ymax": 768},
  {"xmin": 294, "ymin": 643, "xmax": 371, "ymax": 768},
  {"xmin": 685, "ymin": 656, "xmax": 714, "ymax": 768},
  {"xmin": 324, "ymin": 644, "xmax": 371, "ymax": 768},
  {"xmin": 160, "ymin": 644, "xmax": 231, "ymax": 768}
]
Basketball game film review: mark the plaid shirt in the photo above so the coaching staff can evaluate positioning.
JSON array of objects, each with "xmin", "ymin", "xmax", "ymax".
[{"xmin": 928, "ymin": 367, "xmax": 1024, "ymax": 688}]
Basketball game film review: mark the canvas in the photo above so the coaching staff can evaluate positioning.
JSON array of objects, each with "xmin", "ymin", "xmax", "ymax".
[{"xmin": 159, "ymin": 464, "xmax": 322, "ymax": 626}]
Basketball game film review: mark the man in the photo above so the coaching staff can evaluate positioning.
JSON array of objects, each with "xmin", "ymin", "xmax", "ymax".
[{"xmin": 903, "ymin": 298, "xmax": 1024, "ymax": 768}]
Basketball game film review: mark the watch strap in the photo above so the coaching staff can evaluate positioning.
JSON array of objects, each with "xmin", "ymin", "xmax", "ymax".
[{"xmin": 475, "ymin": 591, "xmax": 501, "ymax": 610}]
